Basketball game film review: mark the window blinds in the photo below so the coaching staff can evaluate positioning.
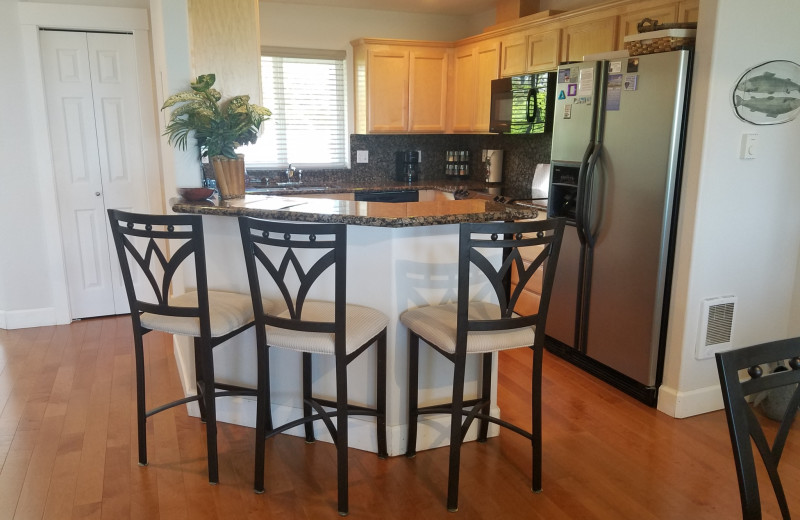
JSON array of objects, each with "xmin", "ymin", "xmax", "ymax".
[{"xmin": 240, "ymin": 49, "xmax": 347, "ymax": 168}]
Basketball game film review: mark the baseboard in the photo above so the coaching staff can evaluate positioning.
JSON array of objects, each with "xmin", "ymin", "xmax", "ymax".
[
  {"xmin": 0, "ymin": 307, "xmax": 60, "ymax": 330},
  {"xmin": 657, "ymin": 383, "xmax": 724, "ymax": 418}
]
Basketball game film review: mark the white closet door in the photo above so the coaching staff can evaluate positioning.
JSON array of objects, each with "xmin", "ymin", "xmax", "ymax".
[{"xmin": 40, "ymin": 30, "xmax": 149, "ymax": 319}]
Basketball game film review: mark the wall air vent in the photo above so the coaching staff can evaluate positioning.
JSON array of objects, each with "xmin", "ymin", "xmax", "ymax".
[{"xmin": 695, "ymin": 296, "xmax": 737, "ymax": 360}]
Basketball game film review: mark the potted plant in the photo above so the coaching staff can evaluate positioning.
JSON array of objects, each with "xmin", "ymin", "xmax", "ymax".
[{"xmin": 161, "ymin": 73, "xmax": 271, "ymax": 199}]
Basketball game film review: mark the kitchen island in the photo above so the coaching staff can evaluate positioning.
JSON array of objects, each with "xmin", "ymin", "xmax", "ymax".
[{"xmin": 171, "ymin": 186, "xmax": 538, "ymax": 456}]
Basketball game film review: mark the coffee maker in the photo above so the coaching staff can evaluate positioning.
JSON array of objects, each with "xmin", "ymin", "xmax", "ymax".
[{"xmin": 395, "ymin": 150, "xmax": 420, "ymax": 183}]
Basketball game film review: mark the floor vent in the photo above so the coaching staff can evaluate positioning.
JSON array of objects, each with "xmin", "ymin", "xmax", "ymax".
[{"xmin": 695, "ymin": 296, "xmax": 737, "ymax": 360}]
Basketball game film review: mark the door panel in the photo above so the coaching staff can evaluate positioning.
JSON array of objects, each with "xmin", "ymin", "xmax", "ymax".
[
  {"xmin": 451, "ymin": 46, "xmax": 476, "ymax": 132},
  {"xmin": 367, "ymin": 48, "xmax": 409, "ymax": 132},
  {"xmin": 409, "ymin": 50, "xmax": 448, "ymax": 132},
  {"xmin": 41, "ymin": 30, "xmax": 148, "ymax": 318},
  {"xmin": 41, "ymin": 30, "xmax": 114, "ymax": 319},
  {"xmin": 584, "ymin": 52, "xmax": 689, "ymax": 386}
]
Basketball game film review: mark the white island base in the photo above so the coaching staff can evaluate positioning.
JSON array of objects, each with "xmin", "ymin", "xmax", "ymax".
[{"xmin": 172, "ymin": 215, "xmax": 501, "ymax": 457}]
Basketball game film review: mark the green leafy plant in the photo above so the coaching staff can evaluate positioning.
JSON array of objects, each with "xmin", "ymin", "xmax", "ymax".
[{"xmin": 161, "ymin": 73, "xmax": 272, "ymax": 159}]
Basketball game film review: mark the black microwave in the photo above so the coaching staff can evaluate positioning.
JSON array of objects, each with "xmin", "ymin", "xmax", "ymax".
[{"xmin": 489, "ymin": 72, "xmax": 556, "ymax": 134}]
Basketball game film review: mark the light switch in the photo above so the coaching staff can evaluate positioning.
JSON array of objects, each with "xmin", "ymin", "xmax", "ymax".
[
  {"xmin": 740, "ymin": 134, "xmax": 758, "ymax": 159},
  {"xmin": 356, "ymin": 150, "xmax": 369, "ymax": 163}
]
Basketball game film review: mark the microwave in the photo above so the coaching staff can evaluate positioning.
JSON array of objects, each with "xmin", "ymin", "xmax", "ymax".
[{"xmin": 489, "ymin": 72, "xmax": 556, "ymax": 134}]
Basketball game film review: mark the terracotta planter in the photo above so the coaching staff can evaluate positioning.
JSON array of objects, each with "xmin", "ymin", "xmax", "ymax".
[{"xmin": 211, "ymin": 154, "xmax": 245, "ymax": 199}]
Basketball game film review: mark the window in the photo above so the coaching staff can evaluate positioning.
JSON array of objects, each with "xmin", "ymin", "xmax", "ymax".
[{"xmin": 240, "ymin": 47, "xmax": 347, "ymax": 168}]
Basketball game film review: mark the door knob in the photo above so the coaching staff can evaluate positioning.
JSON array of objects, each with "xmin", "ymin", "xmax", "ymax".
[{"xmin": 95, "ymin": 192, "xmax": 101, "ymax": 196}]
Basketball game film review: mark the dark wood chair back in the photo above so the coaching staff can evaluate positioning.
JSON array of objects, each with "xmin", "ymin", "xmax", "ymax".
[{"xmin": 716, "ymin": 338, "xmax": 800, "ymax": 519}]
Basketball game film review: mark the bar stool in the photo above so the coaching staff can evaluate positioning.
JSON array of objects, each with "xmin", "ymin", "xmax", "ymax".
[
  {"xmin": 107, "ymin": 209, "xmax": 266, "ymax": 484},
  {"xmin": 400, "ymin": 218, "xmax": 565, "ymax": 511},
  {"xmin": 238, "ymin": 217, "xmax": 388, "ymax": 516},
  {"xmin": 715, "ymin": 337, "xmax": 800, "ymax": 519}
]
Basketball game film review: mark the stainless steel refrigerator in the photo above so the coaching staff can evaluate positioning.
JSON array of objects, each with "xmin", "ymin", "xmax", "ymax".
[{"xmin": 545, "ymin": 50, "xmax": 693, "ymax": 405}]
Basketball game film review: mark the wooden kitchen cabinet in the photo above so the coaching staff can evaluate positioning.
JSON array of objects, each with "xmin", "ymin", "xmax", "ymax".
[
  {"xmin": 450, "ymin": 39, "xmax": 500, "ymax": 132},
  {"xmin": 450, "ymin": 45, "xmax": 477, "ymax": 132},
  {"xmin": 616, "ymin": 3, "xmax": 679, "ymax": 49},
  {"xmin": 351, "ymin": 39, "xmax": 449, "ymax": 134},
  {"xmin": 408, "ymin": 49, "xmax": 449, "ymax": 132},
  {"xmin": 500, "ymin": 26, "xmax": 560, "ymax": 77},
  {"xmin": 679, "ymin": 0, "xmax": 700, "ymax": 22},
  {"xmin": 526, "ymin": 28, "xmax": 560, "ymax": 72},
  {"xmin": 364, "ymin": 47, "xmax": 409, "ymax": 133},
  {"xmin": 560, "ymin": 15, "xmax": 617, "ymax": 62},
  {"xmin": 499, "ymin": 32, "xmax": 528, "ymax": 77}
]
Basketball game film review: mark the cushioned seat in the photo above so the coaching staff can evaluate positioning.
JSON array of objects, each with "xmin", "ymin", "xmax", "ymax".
[
  {"xmin": 401, "ymin": 219, "xmax": 565, "ymax": 512},
  {"xmin": 108, "ymin": 209, "xmax": 266, "ymax": 486},
  {"xmin": 265, "ymin": 300, "xmax": 388, "ymax": 355},
  {"xmin": 400, "ymin": 301, "xmax": 535, "ymax": 354},
  {"xmin": 141, "ymin": 290, "xmax": 258, "ymax": 337}
]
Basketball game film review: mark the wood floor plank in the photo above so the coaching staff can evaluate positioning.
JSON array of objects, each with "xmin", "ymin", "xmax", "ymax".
[{"xmin": 0, "ymin": 316, "xmax": 797, "ymax": 519}]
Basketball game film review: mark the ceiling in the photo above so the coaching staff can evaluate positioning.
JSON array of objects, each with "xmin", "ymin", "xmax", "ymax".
[{"xmin": 261, "ymin": 0, "xmax": 499, "ymax": 17}]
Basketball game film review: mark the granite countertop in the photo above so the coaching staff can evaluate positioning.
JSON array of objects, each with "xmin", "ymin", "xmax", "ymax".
[{"xmin": 171, "ymin": 181, "xmax": 538, "ymax": 227}]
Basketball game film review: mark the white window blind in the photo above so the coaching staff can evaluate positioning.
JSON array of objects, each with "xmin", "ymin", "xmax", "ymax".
[{"xmin": 240, "ymin": 47, "xmax": 347, "ymax": 168}]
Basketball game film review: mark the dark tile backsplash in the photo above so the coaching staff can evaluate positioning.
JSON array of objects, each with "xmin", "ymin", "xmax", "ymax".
[{"xmin": 244, "ymin": 132, "xmax": 552, "ymax": 199}]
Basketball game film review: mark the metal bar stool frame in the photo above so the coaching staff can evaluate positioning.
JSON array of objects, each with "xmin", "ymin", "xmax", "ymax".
[
  {"xmin": 402, "ymin": 218, "xmax": 565, "ymax": 511},
  {"xmin": 238, "ymin": 217, "xmax": 387, "ymax": 516},
  {"xmin": 108, "ymin": 209, "xmax": 258, "ymax": 484}
]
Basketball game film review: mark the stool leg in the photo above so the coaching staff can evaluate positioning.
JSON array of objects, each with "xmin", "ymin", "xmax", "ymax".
[
  {"xmin": 531, "ymin": 345, "xmax": 543, "ymax": 493},
  {"xmin": 134, "ymin": 332, "xmax": 148, "ymax": 467},
  {"xmin": 478, "ymin": 352, "xmax": 492, "ymax": 442},
  {"xmin": 302, "ymin": 352, "xmax": 315, "ymax": 443},
  {"xmin": 335, "ymin": 354, "xmax": 349, "ymax": 515},
  {"xmin": 254, "ymin": 341, "xmax": 270, "ymax": 494},
  {"xmin": 376, "ymin": 330, "xmax": 388, "ymax": 459},
  {"xmin": 200, "ymin": 341, "xmax": 219, "ymax": 484},
  {"xmin": 194, "ymin": 338, "xmax": 207, "ymax": 423},
  {"xmin": 446, "ymin": 349, "xmax": 468, "ymax": 512},
  {"xmin": 406, "ymin": 333, "xmax": 420, "ymax": 458}
]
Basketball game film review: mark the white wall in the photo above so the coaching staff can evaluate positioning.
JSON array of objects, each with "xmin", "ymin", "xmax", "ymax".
[
  {"xmin": 658, "ymin": 0, "xmax": 800, "ymax": 417},
  {"xmin": 0, "ymin": 0, "xmax": 60, "ymax": 328}
]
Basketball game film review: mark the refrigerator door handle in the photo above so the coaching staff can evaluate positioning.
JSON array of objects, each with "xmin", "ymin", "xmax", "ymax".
[
  {"xmin": 584, "ymin": 62, "xmax": 609, "ymax": 249},
  {"xmin": 526, "ymin": 87, "xmax": 540, "ymax": 123},
  {"xmin": 575, "ymin": 140, "xmax": 594, "ymax": 246},
  {"xmin": 583, "ymin": 143, "xmax": 603, "ymax": 248}
]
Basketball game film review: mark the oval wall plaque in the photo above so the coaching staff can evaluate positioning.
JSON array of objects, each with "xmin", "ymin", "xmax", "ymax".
[{"xmin": 732, "ymin": 60, "xmax": 800, "ymax": 125}]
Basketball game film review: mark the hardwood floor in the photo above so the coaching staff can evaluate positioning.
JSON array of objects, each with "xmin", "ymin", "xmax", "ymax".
[{"xmin": 0, "ymin": 316, "xmax": 796, "ymax": 519}]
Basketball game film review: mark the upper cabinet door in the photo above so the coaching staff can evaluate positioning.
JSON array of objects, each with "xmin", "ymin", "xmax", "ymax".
[
  {"xmin": 560, "ymin": 15, "xmax": 617, "ymax": 62},
  {"xmin": 617, "ymin": 4, "xmax": 679, "ymax": 49},
  {"xmin": 679, "ymin": 0, "xmax": 700, "ymax": 22},
  {"xmin": 473, "ymin": 39, "xmax": 501, "ymax": 132},
  {"xmin": 408, "ymin": 49, "xmax": 449, "ymax": 133},
  {"xmin": 499, "ymin": 32, "xmax": 528, "ymax": 78},
  {"xmin": 450, "ymin": 45, "xmax": 477, "ymax": 132},
  {"xmin": 366, "ymin": 48, "xmax": 410, "ymax": 133},
  {"xmin": 527, "ymin": 28, "xmax": 561, "ymax": 73}
]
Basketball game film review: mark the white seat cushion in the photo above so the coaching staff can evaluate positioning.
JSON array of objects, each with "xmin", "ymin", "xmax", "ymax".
[
  {"xmin": 265, "ymin": 300, "xmax": 388, "ymax": 355},
  {"xmin": 140, "ymin": 290, "xmax": 268, "ymax": 338},
  {"xmin": 399, "ymin": 301, "xmax": 535, "ymax": 354}
]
